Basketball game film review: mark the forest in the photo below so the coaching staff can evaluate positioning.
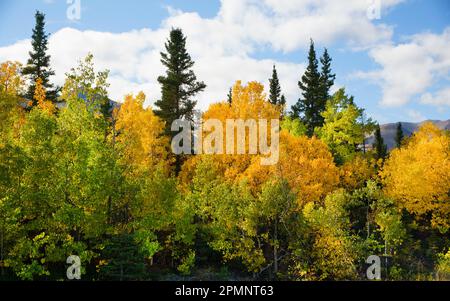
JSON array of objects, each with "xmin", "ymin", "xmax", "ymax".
[{"xmin": 0, "ymin": 11, "xmax": 449, "ymax": 281}]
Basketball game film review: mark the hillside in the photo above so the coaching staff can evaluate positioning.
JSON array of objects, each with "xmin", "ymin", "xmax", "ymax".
[{"xmin": 366, "ymin": 119, "xmax": 450, "ymax": 150}]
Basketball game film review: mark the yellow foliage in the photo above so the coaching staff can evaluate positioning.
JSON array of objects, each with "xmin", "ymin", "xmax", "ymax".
[
  {"xmin": 180, "ymin": 81, "xmax": 338, "ymax": 207},
  {"xmin": 243, "ymin": 131, "xmax": 339, "ymax": 207},
  {"xmin": 381, "ymin": 122, "xmax": 450, "ymax": 232},
  {"xmin": 339, "ymin": 154, "xmax": 376, "ymax": 190},
  {"xmin": 115, "ymin": 92, "xmax": 171, "ymax": 176},
  {"xmin": 34, "ymin": 78, "xmax": 55, "ymax": 115},
  {"xmin": 0, "ymin": 61, "xmax": 24, "ymax": 95}
]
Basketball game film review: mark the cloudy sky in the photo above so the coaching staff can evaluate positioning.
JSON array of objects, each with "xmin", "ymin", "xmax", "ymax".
[{"xmin": 0, "ymin": 0, "xmax": 449, "ymax": 123}]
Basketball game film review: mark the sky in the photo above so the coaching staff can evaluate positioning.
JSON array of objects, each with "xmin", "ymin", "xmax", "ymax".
[{"xmin": 0, "ymin": 0, "xmax": 449, "ymax": 124}]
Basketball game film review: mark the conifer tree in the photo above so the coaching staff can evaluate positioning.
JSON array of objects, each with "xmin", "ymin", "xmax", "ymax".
[
  {"xmin": 227, "ymin": 87, "xmax": 232, "ymax": 105},
  {"xmin": 373, "ymin": 124, "xmax": 387, "ymax": 160},
  {"xmin": 395, "ymin": 122, "xmax": 404, "ymax": 148},
  {"xmin": 154, "ymin": 28, "xmax": 206, "ymax": 135},
  {"xmin": 319, "ymin": 48, "xmax": 335, "ymax": 102},
  {"xmin": 269, "ymin": 65, "xmax": 282, "ymax": 105},
  {"xmin": 22, "ymin": 11, "xmax": 58, "ymax": 105},
  {"xmin": 291, "ymin": 39, "xmax": 323, "ymax": 136}
]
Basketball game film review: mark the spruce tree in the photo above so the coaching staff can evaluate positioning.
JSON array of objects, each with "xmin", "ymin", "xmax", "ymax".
[
  {"xmin": 291, "ymin": 39, "xmax": 323, "ymax": 136},
  {"xmin": 373, "ymin": 124, "xmax": 387, "ymax": 160},
  {"xmin": 22, "ymin": 11, "xmax": 58, "ymax": 105},
  {"xmin": 269, "ymin": 65, "xmax": 282, "ymax": 105},
  {"xmin": 227, "ymin": 87, "xmax": 232, "ymax": 105},
  {"xmin": 319, "ymin": 48, "xmax": 335, "ymax": 102},
  {"xmin": 280, "ymin": 95, "xmax": 286, "ymax": 107},
  {"xmin": 395, "ymin": 122, "xmax": 404, "ymax": 148},
  {"xmin": 154, "ymin": 28, "xmax": 206, "ymax": 135}
]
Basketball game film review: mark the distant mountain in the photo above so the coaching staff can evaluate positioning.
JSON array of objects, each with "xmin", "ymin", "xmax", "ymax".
[{"xmin": 366, "ymin": 119, "xmax": 450, "ymax": 150}]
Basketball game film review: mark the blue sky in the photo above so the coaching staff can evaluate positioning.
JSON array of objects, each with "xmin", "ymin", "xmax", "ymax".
[{"xmin": 0, "ymin": 0, "xmax": 449, "ymax": 124}]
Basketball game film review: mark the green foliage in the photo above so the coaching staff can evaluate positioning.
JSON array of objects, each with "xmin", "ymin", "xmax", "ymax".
[
  {"xmin": 280, "ymin": 116, "xmax": 307, "ymax": 137},
  {"xmin": 316, "ymin": 88, "xmax": 374, "ymax": 164}
]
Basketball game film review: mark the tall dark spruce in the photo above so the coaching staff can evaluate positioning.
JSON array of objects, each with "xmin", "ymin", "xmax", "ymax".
[
  {"xmin": 373, "ymin": 124, "xmax": 387, "ymax": 160},
  {"xmin": 154, "ymin": 28, "xmax": 206, "ymax": 174},
  {"xmin": 319, "ymin": 48, "xmax": 335, "ymax": 103},
  {"xmin": 155, "ymin": 28, "xmax": 206, "ymax": 133},
  {"xmin": 269, "ymin": 65, "xmax": 282, "ymax": 105},
  {"xmin": 22, "ymin": 11, "xmax": 58, "ymax": 105},
  {"xmin": 291, "ymin": 40, "xmax": 323, "ymax": 136},
  {"xmin": 395, "ymin": 122, "xmax": 404, "ymax": 148}
]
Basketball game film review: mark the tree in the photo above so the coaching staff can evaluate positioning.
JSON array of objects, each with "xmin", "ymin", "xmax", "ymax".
[
  {"xmin": 34, "ymin": 78, "xmax": 55, "ymax": 115},
  {"xmin": 0, "ymin": 61, "xmax": 24, "ymax": 96},
  {"xmin": 300, "ymin": 190, "xmax": 358, "ymax": 280},
  {"xmin": 227, "ymin": 87, "xmax": 232, "ymax": 105},
  {"xmin": 319, "ymin": 48, "xmax": 335, "ymax": 102},
  {"xmin": 373, "ymin": 124, "xmax": 387, "ymax": 161},
  {"xmin": 291, "ymin": 40, "xmax": 323, "ymax": 136},
  {"xmin": 154, "ymin": 28, "xmax": 206, "ymax": 133},
  {"xmin": 269, "ymin": 65, "xmax": 282, "ymax": 105},
  {"xmin": 395, "ymin": 122, "xmax": 404, "ymax": 148},
  {"xmin": 381, "ymin": 122, "xmax": 450, "ymax": 232},
  {"xmin": 316, "ymin": 88, "xmax": 374, "ymax": 164},
  {"xmin": 115, "ymin": 92, "xmax": 170, "ymax": 176},
  {"xmin": 98, "ymin": 233, "xmax": 147, "ymax": 281},
  {"xmin": 22, "ymin": 11, "xmax": 58, "ymax": 104}
]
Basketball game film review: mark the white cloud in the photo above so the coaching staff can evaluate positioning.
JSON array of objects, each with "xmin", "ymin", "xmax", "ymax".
[
  {"xmin": 357, "ymin": 28, "xmax": 450, "ymax": 107},
  {"xmin": 0, "ymin": 0, "xmax": 406, "ymax": 111},
  {"xmin": 420, "ymin": 87, "xmax": 450, "ymax": 107}
]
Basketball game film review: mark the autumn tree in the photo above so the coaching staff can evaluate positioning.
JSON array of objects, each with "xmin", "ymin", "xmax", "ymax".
[
  {"xmin": 34, "ymin": 78, "xmax": 55, "ymax": 115},
  {"xmin": 22, "ymin": 11, "xmax": 58, "ymax": 104},
  {"xmin": 381, "ymin": 122, "xmax": 450, "ymax": 233},
  {"xmin": 0, "ymin": 61, "xmax": 24, "ymax": 96}
]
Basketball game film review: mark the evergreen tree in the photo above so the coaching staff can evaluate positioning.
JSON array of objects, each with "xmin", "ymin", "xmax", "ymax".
[
  {"xmin": 99, "ymin": 233, "xmax": 147, "ymax": 281},
  {"xmin": 154, "ymin": 28, "xmax": 206, "ymax": 135},
  {"xmin": 22, "ymin": 11, "xmax": 58, "ymax": 105},
  {"xmin": 227, "ymin": 87, "xmax": 232, "ymax": 105},
  {"xmin": 395, "ymin": 122, "xmax": 404, "ymax": 148},
  {"xmin": 269, "ymin": 65, "xmax": 282, "ymax": 105},
  {"xmin": 373, "ymin": 124, "xmax": 387, "ymax": 160},
  {"xmin": 291, "ymin": 39, "xmax": 323, "ymax": 136},
  {"xmin": 280, "ymin": 95, "xmax": 286, "ymax": 107},
  {"xmin": 319, "ymin": 48, "xmax": 335, "ymax": 102}
]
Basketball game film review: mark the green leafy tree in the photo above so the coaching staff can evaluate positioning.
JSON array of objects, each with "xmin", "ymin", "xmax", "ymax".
[
  {"xmin": 316, "ymin": 88, "xmax": 374, "ymax": 164},
  {"xmin": 300, "ymin": 190, "xmax": 359, "ymax": 280}
]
